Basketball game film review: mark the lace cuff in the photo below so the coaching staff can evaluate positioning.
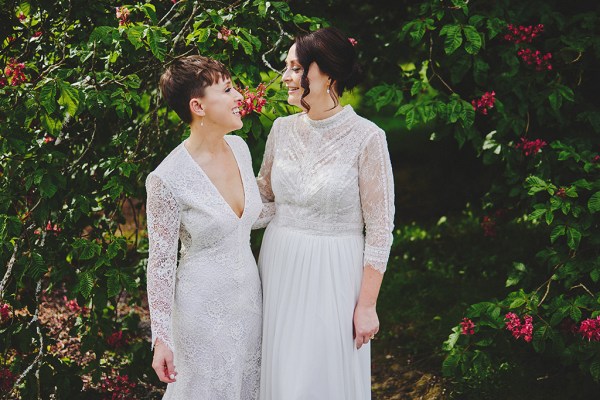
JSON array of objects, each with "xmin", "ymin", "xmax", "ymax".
[
  {"xmin": 364, "ymin": 243, "xmax": 391, "ymax": 274},
  {"xmin": 252, "ymin": 202, "xmax": 276, "ymax": 229}
]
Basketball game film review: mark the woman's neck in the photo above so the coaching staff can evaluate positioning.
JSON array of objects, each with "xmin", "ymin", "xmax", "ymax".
[{"xmin": 306, "ymin": 102, "xmax": 344, "ymax": 121}]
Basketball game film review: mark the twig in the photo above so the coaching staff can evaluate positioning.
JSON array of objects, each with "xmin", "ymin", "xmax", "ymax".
[
  {"xmin": 261, "ymin": 17, "xmax": 292, "ymax": 75},
  {"xmin": 0, "ymin": 241, "xmax": 20, "ymax": 300},
  {"xmin": 428, "ymin": 34, "xmax": 455, "ymax": 94},
  {"xmin": 570, "ymin": 283, "xmax": 595, "ymax": 298},
  {"xmin": 170, "ymin": 1, "xmax": 201, "ymax": 53}
]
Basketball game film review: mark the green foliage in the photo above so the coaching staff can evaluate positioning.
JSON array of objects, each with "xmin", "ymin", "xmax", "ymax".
[
  {"xmin": 0, "ymin": 1, "xmax": 323, "ymax": 397},
  {"xmin": 370, "ymin": 0, "xmax": 600, "ymax": 393}
]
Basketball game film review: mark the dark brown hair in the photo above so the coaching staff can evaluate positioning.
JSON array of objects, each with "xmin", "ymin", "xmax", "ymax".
[
  {"xmin": 159, "ymin": 55, "xmax": 230, "ymax": 124},
  {"xmin": 295, "ymin": 27, "xmax": 363, "ymax": 112}
]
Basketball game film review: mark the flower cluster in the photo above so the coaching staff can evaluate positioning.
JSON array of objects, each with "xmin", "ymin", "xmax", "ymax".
[
  {"xmin": 578, "ymin": 316, "xmax": 600, "ymax": 341},
  {"xmin": 43, "ymin": 134, "xmax": 55, "ymax": 143},
  {"xmin": 3, "ymin": 58, "xmax": 27, "ymax": 86},
  {"xmin": 460, "ymin": 318, "xmax": 475, "ymax": 335},
  {"xmin": 472, "ymin": 91, "xmax": 496, "ymax": 115},
  {"xmin": 481, "ymin": 215, "xmax": 496, "ymax": 237},
  {"xmin": 36, "ymin": 221, "xmax": 62, "ymax": 235},
  {"xmin": 238, "ymin": 83, "xmax": 267, "ymax": 117},
  {"xmin": 505, "ymin": 312, "xmax": 533, "ymax": 342},
  {"xmin": 593, "ymin": 155, "xmax": 600, "ymax": 163},
  {"xmin": 107, "ymin": 330, "xmax": 128, "ymax": 349},
  {"xmin": 99, "ymin": 374, "xmax": 137, "ymax": 400},
  {"xmin": 348, "ymin": 37, "xmax": 358, "ymax": 46},
  {"xmin": 504, "ymin": 24, "xmax": 544, "ymax": 43},
  {"xmin": 0, "ymin": 368, "xmax": 15, "ymax": 392},
  {"xmin": 555, "ymin": 187, "xmax": 567, "ymax": 199},
  {"xmin": 517, "ymin": 48, "xmax": 552, "ymax": 71},
  {"xmin": 115, "ymin": 6, "xmax": 130, "ymax": 26},
  {"xmin": 218, "ymin": 27, "xmax": 233, "ymax": 41},
  {"xmin": 18, "ymin": 12, "xmax": 26, "ymax": 22},
  {"xmin": 515, "ymin": 137, "xmax": 548, "ymax": 156},
  {"xmin": 0, "ymin": 303, "xmax": 10, "ymax": 322}
]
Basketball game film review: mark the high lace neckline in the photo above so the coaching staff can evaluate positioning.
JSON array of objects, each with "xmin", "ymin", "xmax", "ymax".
[{"xmin": 302, "ymin": 105, "xmax": 355, "ymax": 130}]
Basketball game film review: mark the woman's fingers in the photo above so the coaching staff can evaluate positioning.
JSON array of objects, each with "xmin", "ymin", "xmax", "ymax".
[{"xmin": 152, "ymin": 347, "xmax": 177, "ymax": 383}]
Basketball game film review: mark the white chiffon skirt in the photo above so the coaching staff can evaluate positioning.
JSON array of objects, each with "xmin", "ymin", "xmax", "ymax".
[{"xmin": 258, "ymin": 223, "xmax": 371, "ymax": 400}]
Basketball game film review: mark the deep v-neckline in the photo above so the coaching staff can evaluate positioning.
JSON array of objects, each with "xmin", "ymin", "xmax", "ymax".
[{"xmin": 182, "ymin": 136, "xmax": 246, "ymax": 220}]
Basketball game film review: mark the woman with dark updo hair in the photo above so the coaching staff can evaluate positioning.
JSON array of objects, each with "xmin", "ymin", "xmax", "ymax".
[{"xmin": 256, "ymin": 27, "xmax": 395, "ymax": 399}]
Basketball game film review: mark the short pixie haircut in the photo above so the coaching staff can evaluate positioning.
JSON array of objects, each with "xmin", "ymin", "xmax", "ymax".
[{"xmin": 159, "ymin": 55, "xmax": 231, "ymax": 124}]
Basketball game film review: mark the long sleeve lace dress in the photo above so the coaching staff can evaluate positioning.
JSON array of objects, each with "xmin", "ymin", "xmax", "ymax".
[
  {"xmin": 145, "ymin": 135, "xmax": 263, "ymax": 399},
  {"xmin": 256, "ymin": 105, "xmax": 395, "ymax": 400}
]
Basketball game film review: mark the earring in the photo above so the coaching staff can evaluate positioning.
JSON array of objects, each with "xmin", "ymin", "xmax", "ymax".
[
  {"xmin": 200, "ymin": 117, "xmax": 204, "ymax": 127},
  {"xmin": 327, "ymin": 87, "xmax": 330, "ymax": 94}
]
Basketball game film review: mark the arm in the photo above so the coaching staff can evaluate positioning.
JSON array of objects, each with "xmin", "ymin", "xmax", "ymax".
[
  {"xmin": 353, "ymin": 130, "xmax": 395, "ymax": 349},
  {"xmin": 145, "ymin": 173, "xmax": 180, "ymax": 382},
  {"xmin": 253, "ymin": 122, "xmax": 278, "ymax": 229}
]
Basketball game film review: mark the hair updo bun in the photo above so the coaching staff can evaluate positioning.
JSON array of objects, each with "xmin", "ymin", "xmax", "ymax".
[{"xmin": 295, "ymin": 27, "xmax": 363, "ymax": 111}]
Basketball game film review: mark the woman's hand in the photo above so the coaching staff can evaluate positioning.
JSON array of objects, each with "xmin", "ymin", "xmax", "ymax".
[
  {"xmin": 152, "ymin": 339, "xmax": 177, "ymax": 383},
  {"xmin": 353, "ymin": 303, "xmax": 379, "ymax": 349}
]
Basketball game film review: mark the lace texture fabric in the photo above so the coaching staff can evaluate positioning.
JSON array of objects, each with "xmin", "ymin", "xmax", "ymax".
[
  {"xmin": 256, "ymin": 105, "xmax": 395, "ymax": 273},
  {"xmin": 145, "ymin": 135, "xmax": 262, "ymax": 399}
]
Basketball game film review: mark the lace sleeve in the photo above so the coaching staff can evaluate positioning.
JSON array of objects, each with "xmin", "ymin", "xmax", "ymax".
[
  {"xmin": 253, "ymin": 121, "xmax": 278, "ymax": 229},
  {"xmin": 358, "ymin": 129, "xmax": 395, "ymax": 274},
  {"xmin": 145, "ymin": 173, "xmax": 180, "ymax": 351}
]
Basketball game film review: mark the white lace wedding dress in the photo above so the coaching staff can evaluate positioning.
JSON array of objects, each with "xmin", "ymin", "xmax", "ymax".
[
  {"xmin": 256, "ymin": 105, "xmax": 395, "ymax": 400},
  {"xmin": 145, "ymin": 134, "xmax": 267, "ymax": 399}
]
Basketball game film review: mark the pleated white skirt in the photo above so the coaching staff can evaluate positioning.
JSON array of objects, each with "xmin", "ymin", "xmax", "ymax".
[{"xmin": 258, "ymin": 223, "xmax": 371, "ymax": 400}]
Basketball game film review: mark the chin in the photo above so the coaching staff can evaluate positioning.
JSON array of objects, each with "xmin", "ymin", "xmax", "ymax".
[{"xmin": 287, "ymin": 96, "xmax": 301, "ymax": 107}]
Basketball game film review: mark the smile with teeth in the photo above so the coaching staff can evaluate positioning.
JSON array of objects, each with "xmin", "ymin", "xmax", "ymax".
[
  {"xmin": 287, "ymin": 86, "xmax": 299, "ymax": 93},
  {"xmin": 232, "ymin": 108, "xmax": 241, "ymax": 116}
]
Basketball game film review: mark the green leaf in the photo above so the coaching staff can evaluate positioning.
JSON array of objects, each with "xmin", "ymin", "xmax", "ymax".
[
  {"xmin": 509, "ymin": 298, "xmax": 526, "ymax": 309},
  {"xmin": 528, "ymin": 208, "xmax": 546, "ymax": 220},
  {"xmin": 591, "ymin": 360, "xmax": 600, "ymax": 382},
  {"xmin": 126, "ymin": 25, "xmax": 147, "ymax": 49},
  {"xmin": 78, "ymin": 271, "xmax": 95, "ymax": 299},
  {"xmin": 567, "ymin": 227, "xmax": 582, "ymax": 250},
  {"xmin": 442, "ymin": 351, "xmax": 461, "ymax": 376},
  {"xmin": 570, "ymin": 306, "xmax": 582, "ymax": 322},
  {"xmin": 29, "ymin": 252, "xmax": 47, "ymax": 279},
  {"xmin": 550, "ymin": 225, "xmax": 566, "ymax": 243},
  {"xmin": 39, "ymin": 81, "xmax": 57, "ymax": 114},
  {"xmin": 147, "ymin": 27, "xmax": 167, "ymax": 61},
  {"xmin": 588, "ymin": 192, "xmax": 600, "ymax": 213},
  {"xmin": 142, "ymin": 3, "xmax": 157, "ymax": 24},
  {"xmin": 58, "ymin": 81, "xmax": 80, "ymax": 116},
  {"xmin": 89, "ymin": 26, "xmax": 115, "ymax": 45},
  {"xmin": 440, "ymin": 25, "xmax": 463, "ymax": 55},
  {"xmin": 443, "ymin": 326, "xmax": 460, "ymax": 351},
  {"xmin": 463, "ymin": 26, "xmax": 482, "ymax": 54}
]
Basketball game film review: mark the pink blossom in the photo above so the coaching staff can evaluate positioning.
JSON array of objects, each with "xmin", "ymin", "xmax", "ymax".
[
  {"xmin": 592, "ymin": 155, "xmax": 600, "ymax": 163},
  {"xmin": 0, "ymin": 303, "xmax": 10, "ymax": 321},
  {"xmin": 472, "ymin": 91, "xmax": 496, "ymax": 115},
  {"xmin": 481, "ymin": 215, "xmax": 496, "ymax": 237},
  {"xmin": 578, "ymin": 316, "xmax": 600, "ymax": 341},
  {"xmin": 348, "ymin": 38, "xmax": 358, "ymax": 46},
  {"xmin": 115, "ymin": 6, "xmax": 130, "ymax": 26},
  {"xmin": 107, "ymin": 330, "xmax": 127, "ymax": 348},
  {"xmin": 237, "ymin": 83, "xmax": 267, "ymax": 117},
  {"xmin": 217, "ymin": 27, "xmax": 233, "ymax": 41},
  {"xmin": 504, "ymin": 24, "xmax": 544, "ymax": 44},
  {"xmin": 3, "ymin": 58, "xmax": 27, "ymax": 86},
  {"xmin": 65, "ymin": 297, "xmax": 81, "ymax": 312},
  {"xmin": 18, "ymin": 12, "xmax": 26, "ymax": 22},
  {"xmin": 555, "ymin": 187, "xmax": 566, "ymax": 199},
  {"xmin": 460, "ymin": 318, "xmax": 475, "ymax": 335},
  {"xmin": 100, "ymin": 374, "xmax": 136, "ymax": 399},
  {"xmin": 505, "ymin": 312, "xmax": 534, "ymax": 342},
  {"xmin": 0, "ymin": 368, "xmax": 15, "ymax": 392},
  {"xmin": 515, "ymin": 137, "xmax": 547, "ymax": 156},
  {"xmin": 517, "ymin": 48, "xmax": 552, "ymax": 71},
  {"xmin": 43, "ymin": 135, "xmax": 55, "ymax": 143}
]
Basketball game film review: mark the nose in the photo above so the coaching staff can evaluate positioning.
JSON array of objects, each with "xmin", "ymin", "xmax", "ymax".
[
  {"xmin": 282, "ymin": 68, "xmax": 292, "ymax": 83},
  {"xmin": 233, "ymin": 88, "xmax": 243, "ymax": 101}
]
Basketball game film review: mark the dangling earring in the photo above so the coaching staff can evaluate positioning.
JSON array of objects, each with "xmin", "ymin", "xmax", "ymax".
[
  {"xmin": 327, "ymin": 87, "xmax": 330, "ymax": 94},
  {"xmin": 200, "ymin": 117, "xmax": 204, "ymax": 127}
]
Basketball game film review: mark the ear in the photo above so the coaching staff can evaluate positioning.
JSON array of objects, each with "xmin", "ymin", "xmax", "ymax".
[{"xmin": 189, "ymin": 98, "xmax": 205, "ymax": 117}]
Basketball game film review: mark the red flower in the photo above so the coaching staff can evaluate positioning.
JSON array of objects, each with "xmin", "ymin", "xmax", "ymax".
[
  {"xmin": 18, "ymin": 12, "xmax": 26, "ymax": 22},
  {"xmin": 348, "ymin": 38, "xmax": 358, "ymax": 46},
  {"xmin": 472, "ymin": 91, "xmax": 496, "ymax": 115},
  {"xmin": 237, "ymin": 83, "xmax": 267, "ymax": 117},
  {"xmin": 3, "ymin": 58, "xmax": 27, "ymax": 86},
  {"xmin": 43, "ymin": 134, "xmax": 55, "ymax": 143},
  {"xmin": 504, "ymin": 24, "xmax": 544, "ymax": 44},
  {"xmin": 481, "ymin": 215, "xmax": 496, "ymax": 237},
  {"xmin": 460, "ymin": 318, "xmax": 475, "ymax": 335},
  {"xmin": 115, "ymin": 6, "xmax": 130, "ymax": 26},
  {"xmin": 0, "ymin": 303, "xmax": 10, "ymax": 322},
  {"xmin": 517, "ymin": 48, "xmax": 552, "ymax": 71},
  {"xmin": 0, "ymin": 368, "xmax": 16, "ymax": 392},
  {"xmin": 592, "ymin": 155, "xmax": 600, "ymax": 163},
  {"xmin": 218, "ymin": 27, "xmax": 233, "ymax": 41},
  {"xmin": 33, "ymin": 31, "xmax": 42, "ymax": 38},
  {"xmin": 515, "ymin": 137, "xmax": 547, "ymax": 156},
  {"xmin": 555, "ymin": 187, "xmax": 566, "ymax": 198},
  {"xmin": 578, "ymin": 316, "xmax": 600, "ymax": 341},
  {"xmin": 64, "ymin": 297, "xmax": 81, "ymax": 312},
  {"xmin": 107, "ymin": 330, "xmax": 127, "ymax": 348},
  {"xmin": 505, "ymin": 312, "xmax": 534, "ymax": 342},
  {"xmin": 45, "ymin": 221, "xmax": 62, "ymax": 234},
  {"xmin": 100, "ymin": 374, "xmax": 137, "ymax": 399}
]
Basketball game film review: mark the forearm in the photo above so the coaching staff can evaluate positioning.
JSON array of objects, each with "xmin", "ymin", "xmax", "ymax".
[{"xmin": 356, "ymin": 265, "xmax": 384, "ymax": 307}]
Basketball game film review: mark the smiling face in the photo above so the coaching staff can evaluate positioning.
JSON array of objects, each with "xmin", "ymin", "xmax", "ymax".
[
  {"xmin": 190, "ymin": 76, "xmax": 244, "ymax": 132},
  {"xmin": 282, "ymin": 44, "xmax": 331, "ymax": 110}
]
